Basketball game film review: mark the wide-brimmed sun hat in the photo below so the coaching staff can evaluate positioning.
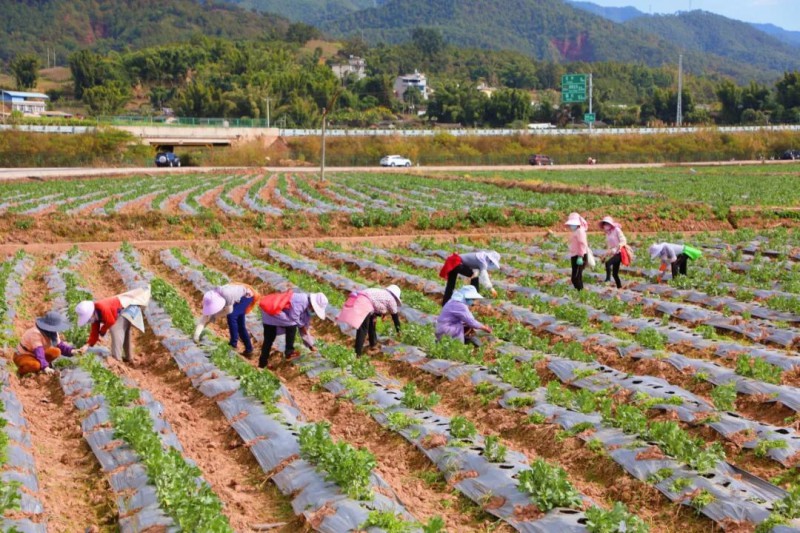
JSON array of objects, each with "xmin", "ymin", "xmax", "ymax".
[
  {"xmin": 649, "ymin": 244, "xmax": 663, "ymax": 260},
  {"xmin": 202, "ymin": 290, "xmax": 226, "ymax": 316},
  {"xmin": 564, "ymin": 212, "xmax": 585, "ymax": 227},
  {"xmin": 599, "ymin": 216, "xmax": 620, "ymax": 229},
  {"xmin": 310, "ymin": 293, "xmax": 329, "ymax": 320},
  {"xmin": 486, "ymin": 251, "xmax": 501, "ymax": 269},
  {"xmin": 76, "ymin": 300, "xmax": 96, "ymax": 326},
  {"xmin": 458, "ymin": 285, "xmax": 484, "ymax": 301},
  {"xmin": 386, "ymin": 285, "xmax": 402, "ymax": 302},
  {"xmin": 36, "ymin": 311, "xmax": 71, "ymax": 333}
]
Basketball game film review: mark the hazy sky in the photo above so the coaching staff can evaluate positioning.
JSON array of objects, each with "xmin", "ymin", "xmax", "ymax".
[{"xmin": 586, "ymin": 0, "xmax": 800, "ymax": 31}]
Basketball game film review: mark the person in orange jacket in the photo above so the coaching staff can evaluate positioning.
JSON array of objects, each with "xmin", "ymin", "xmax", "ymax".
[{"xmin": 75, "ymin": 287, "xmax": 151, "ymax": 363}]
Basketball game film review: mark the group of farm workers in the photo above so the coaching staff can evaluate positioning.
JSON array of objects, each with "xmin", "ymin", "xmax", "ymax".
[
  {"xmin": 15, "ymin": 220, "xmax": 701, "ymax": 376},
  {"xmin": 564, "ymin": 212, "xmax": 701, "ymax": 291}
]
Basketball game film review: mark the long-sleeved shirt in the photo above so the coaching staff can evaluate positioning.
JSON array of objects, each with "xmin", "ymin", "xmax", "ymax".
[
  {"xmin": 436, "ymin": 300, "xmax": 484, "ymax": 342},
  {"xmin": 604, "ymin": 227, "xmax": 627, "ymax": 255},
  {"xmin": 17, "ymin": 328, "xmax": 72, "ymax": 370},
  {"xmin": 361, "ymin": 288, "xmax": 401, "ymax": 332},
  {"xmin": 653, "ymin": 243, "xmax": 685, "ymax": 264},
  {"xmin": 261, "ymin": 292, "xmax": 315, "ymax": 347},
  {"xmin": 88, "ymin": 296, "xmax": 123, "ymax": 346},
  {"xmin": 217, "ymin": 283, "xmax": 252, "ymax": 307},
  {"xmin": 460, "ymin": 252, "xmax": 497, "ymax": 290},
  {"xmin": 568, "ymin": 228, "xmax": 589, "ymax": 257}
]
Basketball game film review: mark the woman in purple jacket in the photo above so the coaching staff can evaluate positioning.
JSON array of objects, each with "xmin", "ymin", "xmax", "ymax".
[
  {"xmin": 436, "ymin": 286, "xmax": 492, "ymax": 346},
  {"xmin": 259, "ymin": 292, "xmax": 328, "ymax": 369}
]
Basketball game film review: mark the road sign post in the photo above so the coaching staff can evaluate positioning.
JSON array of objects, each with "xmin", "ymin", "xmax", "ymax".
[{"xmin": 561, "ymin": 74, "xmax": 587, "ymax": 103}]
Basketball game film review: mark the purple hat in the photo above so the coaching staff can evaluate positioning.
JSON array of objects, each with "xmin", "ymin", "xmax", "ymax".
[{"xmin": 202, "ymin": 290, "xmax": 226, "ymax": 316}]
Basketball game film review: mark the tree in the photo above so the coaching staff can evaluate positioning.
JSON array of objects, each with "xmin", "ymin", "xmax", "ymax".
[
  {"xmin": 715, "ymin": 80, "xmax": 743, "ymax": 124},
  {"xmin": 485, "ymin": 89, "xmax": 531, "ymax": 126},
  {"xmin": 286, "ymin": 22, "xmax": 320, "ymax": 44},
  {"xmin": 411, "ymin": 27, "xmax": 445, "ymax": 61},
  {"xmin": 10, "ymin": 54, "xmax": 40, "ymax": 90},
  {"xmin": 69, "ymin": 50, "xmax": 107, "ymax": 99},
  {"xmin": 83, "ymin": 81, "xmax": 130, "ymax": 116}
]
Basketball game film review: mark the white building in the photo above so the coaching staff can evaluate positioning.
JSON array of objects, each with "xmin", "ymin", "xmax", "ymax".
[
  {"xmin": 393, "ymin": 70, "xmax": 429, "ymax": 101},
  {"xmin": 0, "ymin": 90, "xmax": 49, "ymax": 116},
  {"xmin": 331, "ymin": 56, "xmax": 367, "ymax": 81}
]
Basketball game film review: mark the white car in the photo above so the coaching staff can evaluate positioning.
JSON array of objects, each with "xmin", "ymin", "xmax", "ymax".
[{"xmin": 380, "ymin": 155, "xmax": 412, "ymax": 167}]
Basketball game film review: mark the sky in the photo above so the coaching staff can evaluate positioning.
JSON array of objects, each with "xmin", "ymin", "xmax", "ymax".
[{"xmin": 585, "ymin": 0, "xmax": 800, "ymax": 31}]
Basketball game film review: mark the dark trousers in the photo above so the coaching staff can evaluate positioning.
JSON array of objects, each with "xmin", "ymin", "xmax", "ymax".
[
  {"xmin": 355, "ymin": 314, "xmax": 377, "ymax": 356},
  {"xmin": 570, "ymin": 255, "xmax": 587, "ymax": 291},
  {"xmin": 605, "ymin": 252, "xmax": 622, "ymax": 288},
  {"xmin": 260, "ymin": 324, "xmax": 297, "ymax": 368},
  {"xmin": 443, "ymin": 264, "xmax": 479, "ymax": 305},
  {"xmin": 672, "ymin": 253, "xmax": 689, "ymax": 278},
  {"xmin": 227, "ymin": 296, "xmax": 254, "ymax": 352}
]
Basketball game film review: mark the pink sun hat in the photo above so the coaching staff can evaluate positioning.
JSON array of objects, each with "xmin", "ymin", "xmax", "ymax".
[{"xmin": 202, "ymin": 290, "xmax": 226, "ymax": 316}]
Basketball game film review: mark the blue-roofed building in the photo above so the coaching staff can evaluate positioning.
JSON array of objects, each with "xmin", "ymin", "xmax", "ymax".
[{"xmin": 0, "ymin": 90, "xmax": 49, "ymax": 116}]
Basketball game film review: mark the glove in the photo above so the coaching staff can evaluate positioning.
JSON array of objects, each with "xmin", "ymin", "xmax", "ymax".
[
  {"xmin": 490, "ymin": 289, "xmax": 498, "ymax": 298},
  {"xmin": 193, "ymin": 324, "xmax": 204, "ymax": 343},
  {"xmin": 43, "ymin": 367, "xmax": 56, "ymax": 375},
  {"xmin": 576, "ymin": 257, "xmax": 584, "ymax": 266}
]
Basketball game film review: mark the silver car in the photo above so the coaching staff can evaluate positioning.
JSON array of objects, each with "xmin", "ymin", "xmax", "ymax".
[{"xmin": 380, "ymin": 155, "xmax": 412, "ymax": 167}]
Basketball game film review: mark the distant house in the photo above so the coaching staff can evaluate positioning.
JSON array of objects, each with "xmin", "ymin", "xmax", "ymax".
[
  {"xmin": 0, "ymin": 90, "xmax": 49, "ymax": 116},
  {"xmin": 331, "ymin": 56, "xmax": 366, "ymax": 81},
  {"xmin": 393, "ymin": 70, "xmax": 429, "ymax": 101}
]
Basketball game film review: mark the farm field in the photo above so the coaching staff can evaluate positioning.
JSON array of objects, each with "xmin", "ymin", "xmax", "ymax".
[
  {"xmin": 1, "ymin": 166, "xmax": 799, "ymax": 248},
  {"xmin": 0, "ymin": 169, "xmax": 799, "ymax": 532}
]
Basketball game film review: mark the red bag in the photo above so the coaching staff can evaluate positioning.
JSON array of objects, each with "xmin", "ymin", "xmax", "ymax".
[
  {"xmin": 259, "ymin": 290, "xmax": 294, "ymax": 315},
  {"xmin": 439, "ymin": 253, "xmax": 463, "ymax": 279},
  {"xmin": 620, "ymin": 246, "xmax": 631, "ymax": 267}
]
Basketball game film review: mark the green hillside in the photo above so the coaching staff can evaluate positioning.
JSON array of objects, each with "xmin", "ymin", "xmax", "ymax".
[
  {"xmin": 0, "ymin": 0, "xmax": 289, "ymax": 64},
  {"xmin": 323, "ymin": 0, "xmax": 790, "ymax": 83},
  {"xmin": 222, "ymin": 0, "xmax": 377, "ymax": 25},
  {"xmin": 625, "ymin": 11, "xmax": 799, "ymax": 76}
]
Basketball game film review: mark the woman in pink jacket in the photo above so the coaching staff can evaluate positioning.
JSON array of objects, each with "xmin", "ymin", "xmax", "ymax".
[
  {"xmin": 599, "ymin": 216, "xmax": 627, "ymax": 288},
  {"xmin": 565, "ymin": 212, "xmax": 589, "ymax": 291}
]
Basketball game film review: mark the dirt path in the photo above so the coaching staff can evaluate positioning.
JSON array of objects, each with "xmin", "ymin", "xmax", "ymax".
[
  {"xmin": 76, "ymin": 252, "xmax": 300, "ymax": 532},
  {"xmin": 9, "ymin": 254, "xmax": 117, "ymax": 532}
]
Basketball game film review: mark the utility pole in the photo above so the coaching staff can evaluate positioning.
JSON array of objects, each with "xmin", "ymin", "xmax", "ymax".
[
  {"xmin": 265, "ymin": 96, "xmax": 271, "ymax": 128},
  {"xmin": 320, "ymin": 89, "xmax": 343, "ymax": 183},
  {"xmin": 677, "ymin": 54, "xmax": 683, "ymax": 127}
]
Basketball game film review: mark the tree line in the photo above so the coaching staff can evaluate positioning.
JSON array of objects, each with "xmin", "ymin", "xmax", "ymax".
[{"xmin": 4, "ymin": 29, "xmax": 800, "ymax": 127}]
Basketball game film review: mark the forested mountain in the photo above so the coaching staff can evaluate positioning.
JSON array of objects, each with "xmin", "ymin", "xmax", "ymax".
[
  {"xmin": 750, "ymin": 23, "xmax": 800, "ymax": 49},
  {"xmin": 624, "ymin": 11, "xmax": 799, "ymax": 75},
  {"xmin": 221, "ymin": 0, "xmax": 383, "ymax": 25},
  {"xmin": 0, "ymin": 0, "xmax": 289, "ymax": 64},
  {"xmin": 566, "ymin": 1, "xmax": 644, "ymax": 23},
  {"xmin": 323, "ymin": 0, "xmax": 789, "ymax": 83}
]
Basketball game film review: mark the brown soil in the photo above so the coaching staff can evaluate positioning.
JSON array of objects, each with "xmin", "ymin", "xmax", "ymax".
[
  {"xmin": 76, "ymin": 252, "xmax": 301, "ymax": 532},
  {"xmin": 116, "ymin": 191, "xmax": 161, "ymax": 215},
  {"xmin": 8, "ymin": 254, "xmax": 117, "ymax": 531},
  {"xmin": 144, "ymin": 247, "xmax": 507, "ymax": 531}
]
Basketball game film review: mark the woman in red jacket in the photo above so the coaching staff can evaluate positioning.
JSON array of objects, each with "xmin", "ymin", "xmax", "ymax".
[{"xmin": 76, "ymin": 287, "xmax": 151, "ymax": 363}]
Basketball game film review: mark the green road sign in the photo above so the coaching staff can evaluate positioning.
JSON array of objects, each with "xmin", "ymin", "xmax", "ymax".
[
  {"xmin": 584, "ymin": 113, "xmax": 596, "ymax": 123},
  {"xmin": 562, "ymin": 74, "xmax": 587, "ymax": 103}
]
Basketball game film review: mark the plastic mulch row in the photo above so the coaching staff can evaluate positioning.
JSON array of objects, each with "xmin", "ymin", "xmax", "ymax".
[
  {"xmin": 114, "ymin": 248, "xmax": 416, "ymax": 532},
  {"xmin": 259, "ymin": 249, "xmax": 797, "ymax": 530}
]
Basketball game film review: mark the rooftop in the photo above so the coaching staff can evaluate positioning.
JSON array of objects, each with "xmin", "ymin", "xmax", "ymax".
[{"xmin": 1, "ymin": 90, "xmax": 49, "ymax": 99}]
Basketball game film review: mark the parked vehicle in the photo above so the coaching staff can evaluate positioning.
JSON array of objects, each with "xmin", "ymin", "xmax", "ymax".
[
  {"xmin": 380, "ymin": 155, "xmax": 412, "ymax": 167},
  {"xmin": 528, "ymin": 154, "xmax": 554, "ymax": 166},
  {"xmin": 780, "ymin": 150, "xmax": 800, "ymax": 160},
  {"xmin": 155, "ymin": 152, "xmax": 181, "ymax": 167}
]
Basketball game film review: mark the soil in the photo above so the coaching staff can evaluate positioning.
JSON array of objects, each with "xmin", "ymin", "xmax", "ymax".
[
  {"xmin": 75, "ymin": 253, "xmax": 302, "ymax": 532},
  {"xmin": 8, "ymin": 254, "xmax": 117, "ymax": 532}
]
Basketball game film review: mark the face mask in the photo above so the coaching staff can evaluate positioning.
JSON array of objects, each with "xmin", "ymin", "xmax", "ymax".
[
  {"xmin": 465, "ymin": 299, "xmax": 475, "ymax": 306},
  {"xmin": 569, "ymin": 225, "xmax": 579, "ymax": 232}
]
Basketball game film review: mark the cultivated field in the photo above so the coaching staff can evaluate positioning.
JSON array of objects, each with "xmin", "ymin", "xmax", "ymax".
[{"xmin": 0, "ymin": 168, "xmax": 799, "ymax": 532}]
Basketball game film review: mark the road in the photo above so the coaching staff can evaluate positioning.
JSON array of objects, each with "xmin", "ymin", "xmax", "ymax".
[{"xmin": 0, "ymin": 159, "xmax": 794, "ymax": 181}]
